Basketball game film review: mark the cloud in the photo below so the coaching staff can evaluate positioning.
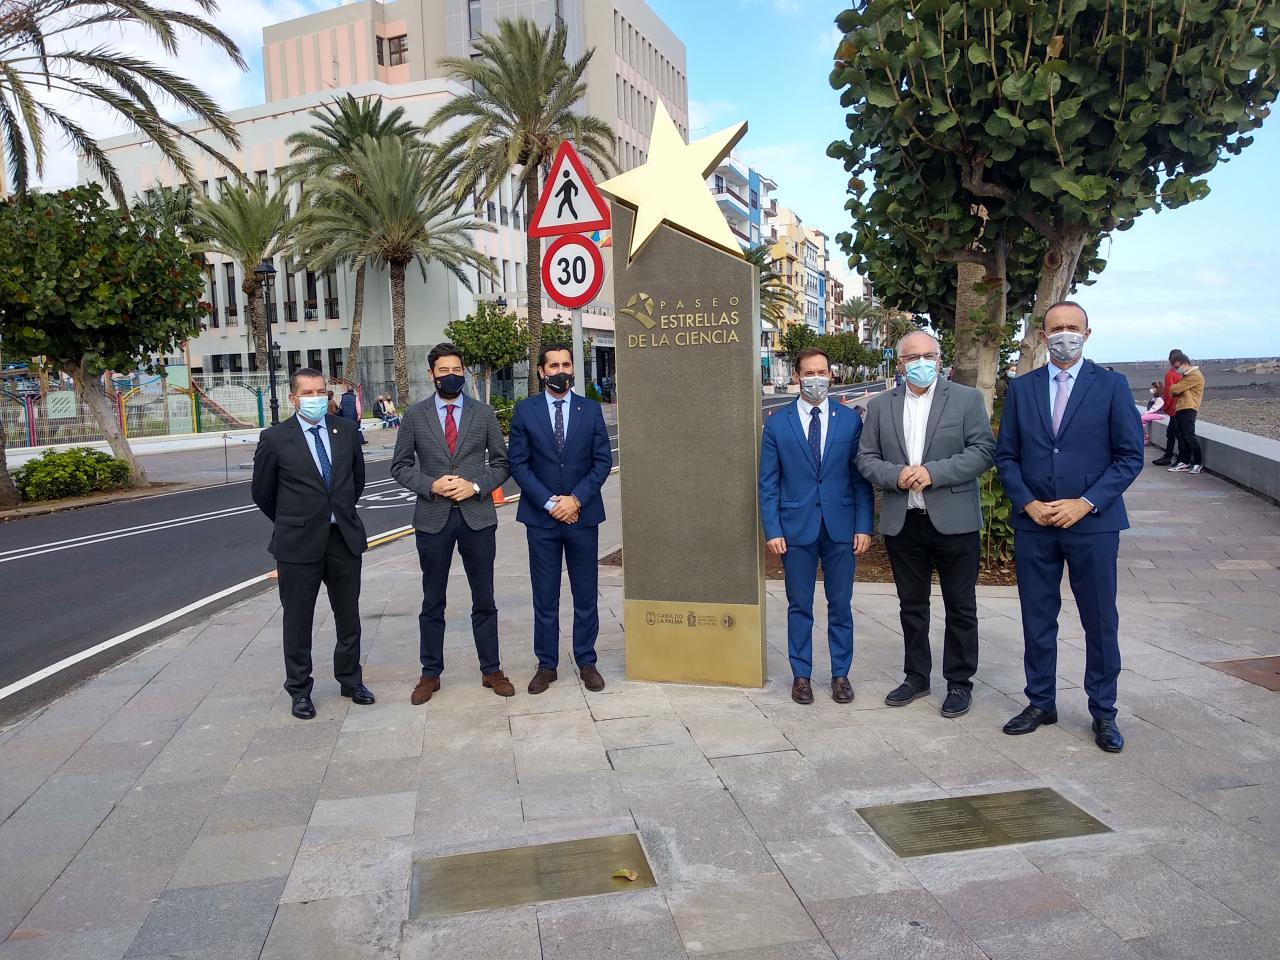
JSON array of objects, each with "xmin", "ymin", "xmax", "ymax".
[{"xmin": 688, "ymin": 99, "xmax": 738, "ymax": 135}]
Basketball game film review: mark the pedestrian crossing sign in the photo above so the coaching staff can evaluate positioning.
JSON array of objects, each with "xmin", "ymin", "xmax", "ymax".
[{"xmin": 529, "ymin": 140, "xmax": 611, "ymax": 238}]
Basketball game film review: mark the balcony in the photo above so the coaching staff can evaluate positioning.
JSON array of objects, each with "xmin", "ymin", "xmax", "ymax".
[
  {"xmin": 711, "ymin": 181, "xmax": 749, "ymax": 215},
  {"xmin": 325, "ymin": 297, "xmax": 340, "ymax": 320}
]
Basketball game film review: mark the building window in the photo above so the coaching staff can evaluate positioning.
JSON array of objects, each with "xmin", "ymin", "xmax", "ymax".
[
  {"xmin": 750, "ymin": 189, "xmax": 759, "ymax": 209},
  {"xmin": 308, "ymin": 349, "xmax": 322, "ymax": 370},
  {"xmin": 387, "ymin": 34, "xmax": 408, "ymax": 66},
  {"xmin": 328, "ymin": 348, "xmax": 343, "ymax": 379},
  {"xmin": 216, "ymin": 176, "xmax": 228, "ymax": 195},
  {"xmin": 714, "ymin": 175, "xmax": 724, "ymax": 194},
  {"xmin": 255, "ymin": 170, "xmax": 268, "ymax": 188},
  {"xmin": 211, "ymin": 354, "xmax": 224, "ymax": 373},
  {"xmin": 376, "ymin": 36, "xmax": 384, "ymax": 65},
  {"xmin": 283, "ymin": 267, "xmax": 297, "ymax": 320},
  {"xmin": 287, "ymin": 350, "xmax": 301, "ymax": 374},
  {"xmin": 324, "ymin": 266, "xmax": 340, "ymax": 319},
  {"xmin": 304, "ymin": 270, "xmax": 318, "ymax": 318},
  {"xmin": 223, "ymin": 262, "xmax": 238, "ymax": 318},
  {"xmin": 199, "ymin": 180, "xmax": 208, "ymax": 196},
  {"xmin": 205, "ymin": 265, "xmax": 219, "ymax": 328},
  {"xmin": 499, "ymin": 205, "xmax": 509, "ymax": 226},
  {"xmin": 228, "ymin": 354, "xmax": 243, "ymax": 373},
  {"xmin": 486, "ymin": 200, "xmax": 496, "ymax": 223},
  {"xmin": 512, "ymin": 205, "xmax": 521, "ymax": 230},
  {"xmin": 468, "ymin": 0, "xmax": 482, "ymax": 39}
]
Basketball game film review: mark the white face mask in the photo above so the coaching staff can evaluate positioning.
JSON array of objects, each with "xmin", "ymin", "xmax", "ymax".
[{"xmin": 800, "ymin": 376, "xmax": 830, "ymax": 404}]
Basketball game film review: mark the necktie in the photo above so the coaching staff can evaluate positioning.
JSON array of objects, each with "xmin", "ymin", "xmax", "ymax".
[
  {"xmin": 444, "ymin": 404, "xmax": 458, "ymax": 455},
  {"xmin": 808, "ymin": 406, "xmax": 822, "ymax": 470},
  {"xmin": 1051, "ymin": 370, "xmax": 1071, "ymax": 436},
  {"xmin": 553, "ymin": 400, "xmax": 566, "ymax": 453},
  {"xmin": 308, "ymin": 426, "xmax": 331, "ymax": 488}
]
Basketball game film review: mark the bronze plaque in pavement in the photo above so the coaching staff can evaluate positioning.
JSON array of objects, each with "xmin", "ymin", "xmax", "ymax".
[
  {"xmin": 409, "ymin": 833, "xmax": 656, "ymax": 919},
  {"xmin": 1207, "ymin": 656, "xmax": 1280, "ymax": 692},
  {"xmin": 857, "ymin": 787, "xmax": 1110, "ymax": 858}
]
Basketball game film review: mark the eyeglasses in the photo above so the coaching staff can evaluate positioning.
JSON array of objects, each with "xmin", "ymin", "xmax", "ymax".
[{"xmin": 898, "ymin": 353, "xmax": 940, "ymax": 363}]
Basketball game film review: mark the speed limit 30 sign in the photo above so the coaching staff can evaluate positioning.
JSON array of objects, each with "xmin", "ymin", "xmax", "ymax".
[{"xmin": 542, "ymin": 233, "xmax": 604, "ymax": 309}]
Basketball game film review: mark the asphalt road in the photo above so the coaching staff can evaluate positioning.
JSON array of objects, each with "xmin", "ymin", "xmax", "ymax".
[{"xmin": 0, "ymin": 381, "xmax": 883, "ymax": 717}]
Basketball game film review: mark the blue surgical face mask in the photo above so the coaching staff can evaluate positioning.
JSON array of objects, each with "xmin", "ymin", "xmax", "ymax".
[
  {"xmin": 904, "ymin": 358, "xmax": 938, "ymax": 388},
  {"xmin": 296, "ymin": 396, "xmax": 329, "ymax": 423}
]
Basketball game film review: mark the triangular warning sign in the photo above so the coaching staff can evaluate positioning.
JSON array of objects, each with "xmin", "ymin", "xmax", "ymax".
[{"xmin": 529, "ymin": 141, "xmax": 611, "ymax": 238}]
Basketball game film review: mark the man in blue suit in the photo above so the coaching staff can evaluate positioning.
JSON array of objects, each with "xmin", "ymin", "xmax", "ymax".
[
  {"xmin": 759, "ymin": 347, "xmax": 875, "ymax": 705},
  {"xmin": 508, "ymin": 343, "xmax": 614, "ymax": 695},
  {"xmin": 995, "ymin": 301, "xmax": 1144, "ymax": 753}
]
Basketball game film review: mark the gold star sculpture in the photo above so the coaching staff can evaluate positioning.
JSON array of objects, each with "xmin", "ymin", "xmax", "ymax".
[{"xmin": 598, "ymin": 102, "xmax": 747, "ymax": 262}]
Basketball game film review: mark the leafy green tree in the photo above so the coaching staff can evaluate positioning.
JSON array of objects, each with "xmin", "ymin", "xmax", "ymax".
[
  {"xmin": 294, "ymin": 136, "xmax": 495, "ymax": 404},
  {"xmin": 744, "ymin": 244, "xmax": 800, "ymax": 326},
  {"xmin": 444, "ymin": 300, "xmax": 529, "ymax": 403},
  {"xmin": 427, "ymin": 18, "xmax": 616, "ymax": 395},
  {"xmin": 284, "ymin": 95, "xmax": 421, "ymax": 384},
  {"xmin": 778, "ymin": 323, "xmax": 821, "ymax": 369},
  {"xmin": 0, "ymin": 0, "xmax": 244, "ymax": 204},
  {"xmin": 829, "ymin": 0, "xmax": 1280, "ymax": 372},
  {"xmin": 0, "ymin": 185, "xmax": 206, "ymax": 491}
]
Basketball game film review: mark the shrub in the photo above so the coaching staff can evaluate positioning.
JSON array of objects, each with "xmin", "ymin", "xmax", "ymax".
[
  {"xmin": 15, "ymin": 447, "xmax": 133, "ymax": 502},
  {"xmin": 490, "ymin": 395, "xmax": 516, "ymax": 434},
  {"xmin": 585, "ymin": 381, "xmax": 603, "ymax": 402},
  {"xmin": 979, "ymin": 468, "xmax": 1014, "ymax": 569}
]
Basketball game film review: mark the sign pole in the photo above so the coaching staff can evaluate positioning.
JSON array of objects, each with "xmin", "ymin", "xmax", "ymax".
[{"xmin": 571, "ymin": 306, "xmax": 585, "ymax": 392}]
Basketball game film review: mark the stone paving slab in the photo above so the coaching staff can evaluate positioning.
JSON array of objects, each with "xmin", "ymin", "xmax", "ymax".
[{"xmin": 1, "ymin": 466, "xmax": 1278, "ymax": 959}]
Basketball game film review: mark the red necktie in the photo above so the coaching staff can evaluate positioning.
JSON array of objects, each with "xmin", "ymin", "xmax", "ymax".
[{"xmin": 444, "ymin": 404, "xmax": 458, "ymax": 454}]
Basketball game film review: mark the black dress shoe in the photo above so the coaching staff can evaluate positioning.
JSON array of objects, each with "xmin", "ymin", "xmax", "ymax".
[
  {"xmin": 831, "ymin": 677, "xmax": 854, "ymax": 704},
  {"xmin": 341, "ymin": 684, "xmax": 376, "ymax": 705},
  {"xmin": 791, "ymin": 677, "xmax": 814, "ymax": 705},
  {"xmin": 1002, "ymin": 704, "xmax": 1057, "ymax": 735},
  {"xmin": 1151, "ymin": 456, "xmax": 1172, "ymax": 466},
  {"xmin": 1092, "ymin": 717, "xmax": 1125, "ymax": 753},
  {"xmin": 291, "ymin": 696, "xmax": 316, "ymax": 720},
  {"xmin": 941, "ymin": 688, "xmax": 972, "ymax": 718},
  {"xmin": 885, "ymin": 681, "xmax": 930, "ymax": 707}
]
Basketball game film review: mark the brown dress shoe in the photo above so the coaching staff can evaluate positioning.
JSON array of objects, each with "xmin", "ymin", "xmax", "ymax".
[
  {"xmin": 579, "ymin": 664, "xmax": 606, "ymax": 692},
  {"xmin": 528, "ymin": 667, "xmax": 558, "ymax": 695},
  {"xmin": 411, "ymin": 676, "xmax": 440, "ymax": 705},
  {"xmin": 831, "ymin": 677, "xmax": 854, "ymax": 704},
  {"xmin": 791, "ymin": 677, "xmax": 814, "ymax": 705},
  {"xmin": 483, "ymin": 671, "xmax": 516, "ymax": 697}
]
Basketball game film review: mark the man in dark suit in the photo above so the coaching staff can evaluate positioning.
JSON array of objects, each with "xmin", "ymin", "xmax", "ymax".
[
  {"xmin": 759, "ymin": 347, "xmax": 875, "ymax": 705},
  {"xmin": 391, "ymin": 342, "xmax": 513, "ymax": 704},
  {"xmin": 995, "ymin": 302, "xmax": 1144, "ymax": 752},
  {"xmin": 507, "ymin": 343, "xmax": 614, "ymax": 694},
  {"xmin": 251, "ymin": 367, "xmax": 375, "ymax": 720},
  {"xmin": 856, "ymin": 331, "xmax": 995, "ymax": 719}
]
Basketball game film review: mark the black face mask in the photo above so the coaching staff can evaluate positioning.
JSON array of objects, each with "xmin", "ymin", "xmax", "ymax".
[
  {"xmin": 543, "ymin": 372, "xmax": 574, "ymax": 394},
  {"xmin": 434, "ymin": 373, "xmax": 465, "ymax": 399}
]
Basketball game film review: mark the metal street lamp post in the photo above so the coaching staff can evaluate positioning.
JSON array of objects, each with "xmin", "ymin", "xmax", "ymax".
[{"xmin": 254, "ymin": 259, "xmax": 280, "ymax": 425}]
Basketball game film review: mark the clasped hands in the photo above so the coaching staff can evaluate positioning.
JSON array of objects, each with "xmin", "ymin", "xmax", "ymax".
[
  {"xmin": 1025, "ymin": 498, "xmax": 1092, "ymax": 528},
  {"xmin": 767, "ymin": 534, "xmax": 871, "ymax": 557},
  {"xmin": 549, "ymin": 495, "xmax": 581, "ymax": 524},
  {"xmin": 896, "ymin": 465, "xmax": 932, "ymax": 492},
  {"xmin": 431, "ymin": 475, "xmax": 477, "ymax": 502}
]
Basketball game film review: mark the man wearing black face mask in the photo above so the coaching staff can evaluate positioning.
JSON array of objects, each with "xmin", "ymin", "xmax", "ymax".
[
  {"xmin": 507, "ymin": 343, "xmax": 614, "ymax": 694},
  {"xmin": 392, "ymin": 342, "xmax": 513, "ymax": 704}
]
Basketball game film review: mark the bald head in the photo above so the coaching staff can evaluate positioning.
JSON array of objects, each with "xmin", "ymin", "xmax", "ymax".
[{"xmin": 896, "ymin": 330, "xmax": 940, "ymax": 359}]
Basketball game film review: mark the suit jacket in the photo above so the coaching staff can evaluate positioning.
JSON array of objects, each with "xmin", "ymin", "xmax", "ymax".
[
  {"xmin": 391, "ymin": 394, "xmax": 510, "ymax": 534},
  {"xmin": 995, "ymin": 360, "xmax": 1144, "ymax": 533},
  {"xmin": 759, "ymin": 399, "xmax": 874, "ymax": 546},
  {"xmin": 251, "ymin": 414, "xmax": 367, "ymax": 562},
  {"xmin": 507, "ymin": 392, "xmax": 613, "ymax": 529},
  {"xmin": 855, "ymin": 379, "xmax": 995, "ymax": 536}
]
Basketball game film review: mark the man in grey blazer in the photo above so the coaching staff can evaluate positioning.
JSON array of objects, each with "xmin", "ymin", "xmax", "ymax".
[
  {"xmin": 856, "ymin": 331, "xmax": 995, "ymax": 718},
  {"xmin": 391, "ymin": 342, "xmax": 514, "ymax": 704}
]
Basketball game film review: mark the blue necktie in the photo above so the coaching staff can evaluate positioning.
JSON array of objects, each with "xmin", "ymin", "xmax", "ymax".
[
  {"xmin": 808, "ymin": 407, "xmax": 822, "ymax": 470},
  {"xmin": 309, "ymin": 426, "xmax": 332, "ymax": 488},
  {"xmin": 554, "ymin": 400, "xmax": 566, "ymax": 453}
]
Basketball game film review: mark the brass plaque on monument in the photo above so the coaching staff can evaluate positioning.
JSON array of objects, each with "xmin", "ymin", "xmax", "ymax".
[
  {"xmin": 857, "ymin": 787, "xmax": 1111, "ymax": 858},
  {"xmin": 598, "ymin": 106, "xmax": 766, "ymax": 688},
  {"xmin": 408, "ymin": 833, "xmax": 656, "ymax": 919}
]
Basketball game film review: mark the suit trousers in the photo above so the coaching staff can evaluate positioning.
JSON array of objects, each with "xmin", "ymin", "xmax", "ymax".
[
  {"xmin": 884, "ymin": 511, "xmax": 980, "ymax": 691},
  {"xmin": 1014, "ymin": 526, "xmax": 1122, "ymax": 721},
  {"xmin": 527, "ymin": 522, "xmax": 600, "ymax": 670},
  {"xmin": 781, "ymin": 521, "xmax": 855, "ymax": 679},
  {"xmin": 276, "ymin": 524, "xmax": 364, "ymax": 699},
  {"xmin": 416, "ymin": 509, "xmax": 500, "ymax": 678}
]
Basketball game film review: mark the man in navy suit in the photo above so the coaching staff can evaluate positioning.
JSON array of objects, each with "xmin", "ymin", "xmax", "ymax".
[
  {"xmin": 995, "ymin": 301, "xmax": 1144, "ymax": 752},
  {"xmin": 508, "ymin": 343, "xmax": 614, "ymax": 694},
  {"xmin": 759, "ymin": 347, "xmax": 875, "ymax": 705}
]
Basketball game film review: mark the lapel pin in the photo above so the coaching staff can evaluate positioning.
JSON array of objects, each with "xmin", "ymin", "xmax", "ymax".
[{"xmin": 332, "ymin": 428, "xmax": 338, "ymax": 434}]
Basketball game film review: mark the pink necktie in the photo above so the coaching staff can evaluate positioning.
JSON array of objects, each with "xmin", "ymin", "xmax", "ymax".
[{"xmin": 1051, "ymin": 370, "xmax": 1071, "ymax": 436}]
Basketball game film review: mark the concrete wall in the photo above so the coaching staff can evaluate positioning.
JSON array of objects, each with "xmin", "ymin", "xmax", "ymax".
[{"xmin": 1150, "ymin": 416, "xmax": 1280, "ymax": 503}]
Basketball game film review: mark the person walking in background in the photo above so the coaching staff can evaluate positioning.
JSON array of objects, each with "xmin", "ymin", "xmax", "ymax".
[
  {"xmin": 391, "ymin": 342, "xmax": 514, "ymax": 704},
  {"xmin": 1141, "ymin": 380, "xmax": 1168, "ymax": 444},
  {"xmin": 759, "ymin": 347, "xmax": 875, "ymax": 706},
  {"xmin": 251, "ymin": 367, "xmax": 375, "ymax": 720},
  {"xmin": 856, "ymin": 332, "xmax": 995, "ymax": 719},
  {"xmin": 339, "ymin": 386, "xmax": 367, "ymax": 445},
  {"xmin": 508, "ymin": 343, "xmax": 614, "ymax": 695},
  {"xmin": 1167, "ymin": 350, "xmax": 1205, "ymax": 474},
  {"xmin": 1151, "ymin": 351, "xmax": 1184, "ymax": 466},
  {"xmin": 995, "ymin": 302, "xmax": 1144, "ymax": 753}
]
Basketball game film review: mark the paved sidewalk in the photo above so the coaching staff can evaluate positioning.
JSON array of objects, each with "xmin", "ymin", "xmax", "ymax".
[{"xmin": 1, "ymin": 464, "xmax": 1278, "ymax": 959}]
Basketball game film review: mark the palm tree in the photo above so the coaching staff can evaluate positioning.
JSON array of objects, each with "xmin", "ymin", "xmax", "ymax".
[
  {"xmin": 836, "ymin": 296, "xmax": 877, "ymax": 340},
  {"xmin": 190, "ymin": 182, "xmax": 296, "ymax": 368},
  {"xmin": 0, "ymin": 0, "xmax": 245, "ymax": 205},
  {"xmin": 426, "ymin": 18, "xmax": 616, "ymax": 395},
  {"xmin": 744, "ymin": 244, "xmax": 799, "ymax": 326},
  {"xmin": 294, "ymin": 136, "xmax": 495, "ymax": 404},
  {"xmin": 131, "ymin": 183, "xmax": 197, "ymax": 238},
  {"xmin": 283, "ymin": 95, "xmax": 421, "ymax": 384}
]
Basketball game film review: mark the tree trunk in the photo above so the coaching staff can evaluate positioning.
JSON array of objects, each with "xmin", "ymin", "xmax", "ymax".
[
  {"xmin": 1018, "ymin": 228, "xmax": 1089, "ymax": 374},
  {"xmin": 390, "ymin": 260, "xmax": 410, "ymax": 406},
  {"xmin": 952, "ymin": 258, "xmax": 1005, "ymax": 417},
  {"xmin": 69, "ymin": 361, "xmax": 148, "ymax": 487},
  {"xmin": 525, "ymin": 166, "xmax": 543, "ymax": 396},
  {"xmin": 243, "ymin": 275, "xmax": 268, "ymax": 369},
  {"xmin": 343, "ymin": 261, "xmax": 366, "ymax": 384},
  {"xmin": 480, "ymin": 368, "xmax": 492, "ymax": 404},
  {"xmin": 0, "ymin": 414, "xmax": 16, "ymax": 507}
]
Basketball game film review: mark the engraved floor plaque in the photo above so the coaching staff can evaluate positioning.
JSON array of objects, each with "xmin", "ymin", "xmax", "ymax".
[
  {"xmin": 857, "ymin": 787, "xmax": 1110, "ymax": 858},
  {"xmin": 1207, "ymin": 655, "xmax": 1280, "ymax": 692},
  {"xmin": 409, "ymin": 834, "xmax": 656, "ymax": 919}
]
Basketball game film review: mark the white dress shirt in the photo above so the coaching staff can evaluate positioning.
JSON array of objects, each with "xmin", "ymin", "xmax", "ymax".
[
  {"xmin": 543, "ymin": 389, "xmax": 575, "ymax": 512},
  {"xmin": 434, "ymin": 390, "xmax": 463, "ymax": 431},
  {"xmin": 296, "ymin": 413, "xmax": 335, "ymax": 522},
  {"xmin": 797, "ymin": 395, "xmax": 830, "ymax": 457},
  {"xmin": 902, "ymin": 380, "xmax": 937, "ymax": 510}
]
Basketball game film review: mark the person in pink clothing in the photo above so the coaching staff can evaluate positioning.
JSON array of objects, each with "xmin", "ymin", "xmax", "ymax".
[{"xmin": 1140, "ymin": 380, "xmax": 1168, "ymax": 444}]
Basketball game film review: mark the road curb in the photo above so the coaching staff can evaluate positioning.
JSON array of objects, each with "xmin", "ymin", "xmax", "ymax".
[{"xmin": 0, "ymin": 482, "xmax": 201, "ymax": 522}]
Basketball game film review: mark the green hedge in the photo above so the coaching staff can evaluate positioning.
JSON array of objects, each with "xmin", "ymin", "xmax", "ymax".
[
  {"xmin": 15, "ymin": 448, "xmax": 132, "ymax": 501},
  {"xmin": 490, "ymin": 395, "xmax": 515, "ymax": 434}
]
